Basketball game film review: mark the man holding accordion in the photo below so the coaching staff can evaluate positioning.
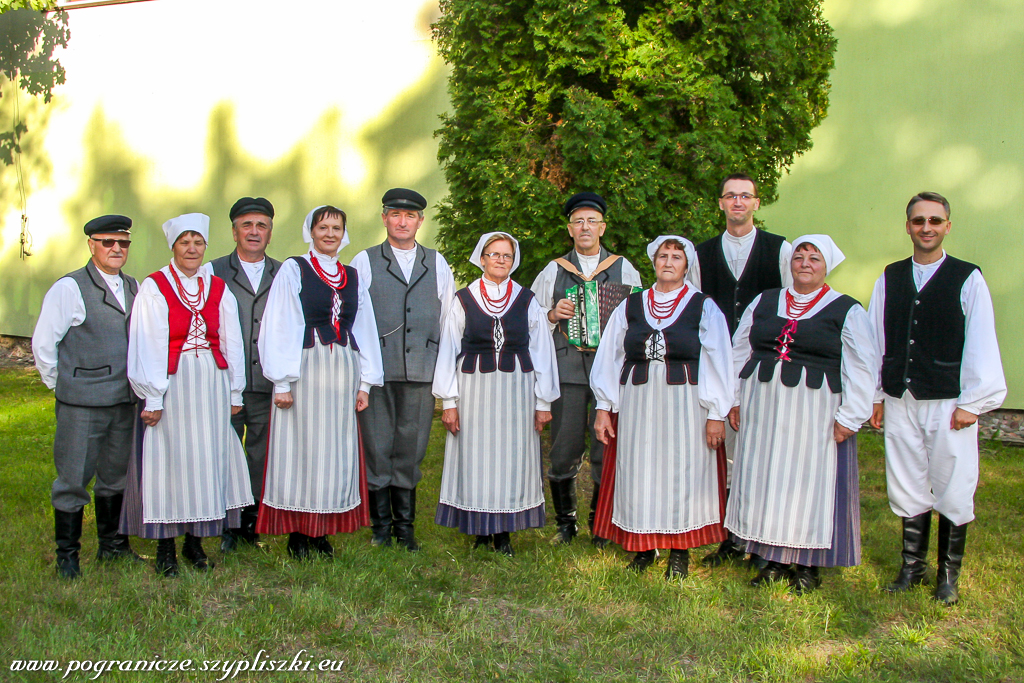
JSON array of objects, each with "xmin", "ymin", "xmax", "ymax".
[{"xmin": 530, "ymin": 192, "xmax": 643, "ymax": 546}]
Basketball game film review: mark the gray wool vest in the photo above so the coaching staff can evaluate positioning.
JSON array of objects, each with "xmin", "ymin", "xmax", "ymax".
[
  {"xmin": 365, "ymin": 242, "xmax": 442, "ymax": 383},
  {"xmin": 551, "ymin": 248, "xmax": 625, "ymax": 385},
  {"xmin": 55, "ymin": 261, "xmax": 138, "ymax": 407}
]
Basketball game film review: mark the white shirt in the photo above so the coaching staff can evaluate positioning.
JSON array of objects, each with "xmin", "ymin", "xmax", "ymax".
[
  {"xmin": 687, "ymin": 228, "xmax": 793, "ymax": 290},
  {"xmin": 867, "ymin": 252, "xmax": 1006, "ymax": 415},
  {"xmin": 349, "ymin": 243, "xmax": 456, "ymax": 328},
  {"xmin": 238, "ymin": 257, "xmax": 266, "ymax": 293},
  {"xmin": 258, "ymin": 250, "xmax": 384, "ymax": 395},
  {"xmin": 32, "ymin": 268, "xmax": 129, "ymax": 390},
  {"xmin": 432, "ymin": 277, "xmax": 560, "ymax": 411},
  {"xmin": 589, "ymin": 284, "xmax": 734, "ymax": 420},
  {"xmin": 732, "ymin": 287, "xmax": 880, "ymax": 432},
  {"xmin": 530, "ymin": 252, "xmax": 644, "ymax": 332},
  {"xmin": 128, "ymin": 262, "xmax": 246, "ymax": 411}
]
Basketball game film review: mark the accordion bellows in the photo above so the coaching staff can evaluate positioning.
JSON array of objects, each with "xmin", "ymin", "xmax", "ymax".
[{"xmin": 565, "ymin": 282, "xmax": 642, "ymax": 349}]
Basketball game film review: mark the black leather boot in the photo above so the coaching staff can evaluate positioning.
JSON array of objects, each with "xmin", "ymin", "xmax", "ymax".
[
  {"xmin": 155, "ymin": 537, "xmax": 179, "ymax": 577},
  {"xmin": 701, "ymin": 536, "xmax": 746, "ymax": 568},
  {"xmin": 391, "ymin": 487, "xmax": 421, "ymax": 551},
  {"xmin": 750, "ymin": 561, "xmax": 792, "ymax": 587},
  {"xmin": 368, "ymin": 488, "xmax": 393, "ymax": 547},
  {"xmin": 589, "ymin": 486, "xmax": 609, "ymax": 549},
  {"xmin": 884, "ymin": 511, "xmax": 931, "ymax": 592},
  {"xmin": 287, "ymin": 532, "xmax": 310, "ymax": 560},
  {"xmin": 665, "ymin": 549, "xmax": 689, "ymax": 580},
  {"xmin": 181, "ymin": 533, "xmax": 212, "ymax": 570},
  {"xmin": 54, "ymin": 508, "xmax": 83, "ymax": 579},
  {"xmin": 627, "ymin": 549, "xmax": 657, "ymax": 573},
  {"xmin": 935, "ymin": 515, "xmax": 968, "ymax": 606},
  {"xmin": 492, "ymin": 532, "xmax": 514, "ymax": 557},
  {"xmin": 309, "ymin": 536, "xmax": 335, "ymax": 558},
  {"xmin": 550, "ymin": 479, "xmax": 578, "ymax": 544},
  {"xmin": 239, "ymin": 504, "xmax": 260, "ymax": 546},
  {"xmin": 790, "ymin": 565, "xmax": 821, "ymax": 595},
  {"xmin": 95, "ymin": 495, "xmax": 140, "ymax": 562}
]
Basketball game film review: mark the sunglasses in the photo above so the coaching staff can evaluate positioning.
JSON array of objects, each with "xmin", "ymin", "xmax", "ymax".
[
  {"xmin": 91, "ymin": 238, "xmax": 132, "ymax": 248},
  {"xmin": 909, "ymin": 216, "xmax": 947, "ymax": 226}
]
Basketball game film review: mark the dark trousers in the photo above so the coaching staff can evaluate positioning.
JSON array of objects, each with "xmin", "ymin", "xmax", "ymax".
[
  {"xmin": 230, "ymin": 390, "xmax": 272, "ymax": 501},
  {"xmin": 358, "ymin": 382, "xmax": 435, "ymax": 491},
  {"xmin": 547, "ymin": 383, "xmax": 604, "ymax": 485},
  {"xmin": 52, "ymin": 401, "xmax": 134, "ymax": 512}
]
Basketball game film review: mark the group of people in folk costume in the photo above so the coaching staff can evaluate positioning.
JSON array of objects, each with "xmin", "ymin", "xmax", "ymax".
[{"xmin": 33, "ymin": 177, "xmax": 1005, "ymax": 606}]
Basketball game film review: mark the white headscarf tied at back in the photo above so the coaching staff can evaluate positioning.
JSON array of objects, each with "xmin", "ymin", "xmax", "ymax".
[
  {"xmin": 162, "ymin": 213, "xmax": 210, "ymax": 250},
  {"xmin": 791, "ymin": 234, "xmax": 845, "ymax": 275},
  {"xmin": 302, "ymin": 205, "xmax": 351, "ymax": 252},
  {"xmin": 646, "ymin": 235, "xmax": 697, "ymax": 276},
  {"xmin": 469, "ymin": 231, "xmax": 521, "ymax": 274}
]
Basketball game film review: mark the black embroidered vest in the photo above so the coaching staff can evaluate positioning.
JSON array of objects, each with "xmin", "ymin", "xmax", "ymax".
[
  {"xmin": 293, "ymin": 256, "xmax": 359, "ymax": 350},
  {"xmin": 620, "ymin": 291, "xmax": 706, "ymax": 386},
  {"xmin": 457, "ymin": 285, "xmax": 535, "ymax": 374}
]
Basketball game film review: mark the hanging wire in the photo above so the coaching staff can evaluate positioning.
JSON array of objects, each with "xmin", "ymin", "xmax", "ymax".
[{"xmin": 13, "ymin": 68, "xmax": 32, "ymax": 259}]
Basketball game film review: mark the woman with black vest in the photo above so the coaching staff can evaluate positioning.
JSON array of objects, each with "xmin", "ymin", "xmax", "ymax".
[
  {"xmin": 124, "ymin": 213, "xmax": 253, "ymax": 576},
  {"xmin": 590, "ymin": 236, "xmax": 734, "ymax": 579},
  {"xmin": 256, "ymin": 206, "xmax": 383, "ymax": 559},
  {"xmin": 725, "ymin": 235, "xmax": 878, "ymax": 594},
  {"xmin": 433, "ymin": 232, "xmax": 559, "ymax": 557}
]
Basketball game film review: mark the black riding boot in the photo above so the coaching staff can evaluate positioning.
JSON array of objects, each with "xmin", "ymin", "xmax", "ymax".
[
  {"xmin": 665, "ymin": 549, "xmax": 689, "ymax": 580},
  {"xmin": 589, "ymin": 485, "xmax": 609, "ymax": 548},
  {"xmin": 368, "ymin": 488, "xmax": 393, "ymax": 547},
  {"xmin": 550, "ymin": 479, "xmax": 578, "ymax": 544},
  {"xmin": 391, "ymin": 487, "xmax": 420, "ymax": 551},
  {"xmin": 239, "ymin": 504, "xmax": 260, "ymax": 545},
  {"xmin": 935, "ymin": 515, "xmax": 968, "ymax": 606},
  {"xmin": 55, "ymin": 508, "xmax": 83, "ymax": 579},
  {"xmin": 182, "ymin": 533, "xmax": 212, "ymax": 571},
  {"xmin": 95, "ymin": 495, "xmax": 140, "ymax": 561},
  {"xmin": 627, "ymin": 549, "xmax": 657, "ymax": 573},
  {"xmin": 155, "ymin": 537, "xmax": 179, "ymax": 577},
  {"xmin": 884, "ymin": 511, "xmax": 932, "ymax": 592}
]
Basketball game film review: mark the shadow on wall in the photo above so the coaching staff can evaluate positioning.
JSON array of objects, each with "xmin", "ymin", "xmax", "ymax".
[{"xmin": 0, "ymin": 56, "xmax": 450, "ymax": 335}]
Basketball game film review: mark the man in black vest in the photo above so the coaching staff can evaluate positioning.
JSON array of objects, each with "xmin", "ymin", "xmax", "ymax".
[
  {"xmin": 210, "ymin": 197, "xmax": 282, "ymax": 551},
  {"xmin": 32, "ymin": 215, "xmax": 140, "ymax": 578},
  {"xmin": 352, "ymin": 188, "xmax": 455, "ymax": 551},
  {"xmin": 869, "ymin": 191, "xmax": 1005, "ymax": 606},
  {"xmin": 692, "ymin": 173, "xmax": 792, "ymax": 568},
  {"xmin": 530, "ymin": 192, "xmax": 642, "ymax": 545}
]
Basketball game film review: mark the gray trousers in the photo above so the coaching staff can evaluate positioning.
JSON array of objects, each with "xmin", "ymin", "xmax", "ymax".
[
  {"xmin": 51, "ymin": 400, "xmax": 134, "ymax": 512},
  {"xmin": 230, "ymin": 390, "xmax": 273, "ymax": 501},
  {"xmin": 358, "ymin": 381, "xmax": 435, "ymax": 491},
  {"xmin": 547, "ymin": 383, "xmax": 604, "ymax": 485}
]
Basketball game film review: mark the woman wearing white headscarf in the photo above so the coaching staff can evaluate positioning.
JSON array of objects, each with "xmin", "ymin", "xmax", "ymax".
[
  {"xmin": 590, "ymin": 236, "xmax": 734, "ymax": 579},
  {"xmin": 432, "ymin": 232, "xmax": 559, "ymax": 557},
  {"xmin": 123, "ymin": 213, "xmax": 253, "ymax": 576},
  {"xmin": 256, "ymin": 206, "xmax": 383, "ymax": 559},
  {"xmin": 726, "ymin": 235, "xmax": 878, "ymax": 593}
]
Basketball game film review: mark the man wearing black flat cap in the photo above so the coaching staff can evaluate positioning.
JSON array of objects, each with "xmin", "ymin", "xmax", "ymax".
[
  {"xmin": 530, "ymin": 192, "xmax": 642, "ymax": 545},
  {"xmin": 351, "ymin": 188, "xmax": 455, "ymax": 551},
  {"xmin": 210, "ymin": 197, "xmax": 281, "ymax": 551},
  {"xmin": 32, "ymin": 215, "xmax": 141, "ymax": 578}
]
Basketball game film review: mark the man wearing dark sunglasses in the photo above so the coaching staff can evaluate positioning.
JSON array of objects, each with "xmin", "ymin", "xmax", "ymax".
[
  {"xmin": 32, "ymin": 215, "xmax": 141, "ymax": 578},
  {"xmin": 868, "ymin": 191, "xmax": 1006, "ymax": 606}
]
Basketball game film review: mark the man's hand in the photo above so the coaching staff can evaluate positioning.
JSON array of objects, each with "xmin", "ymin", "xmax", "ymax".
[
  {"xmin": 951, "ymin": 407, "xmax": 978, "ymax": 431},
  {"xmin": 594, "ymin": 409, "xmax": 615, "ymax": 444},
  {"xmin": 834, "ymin": 421, "xmax": 855, "ymax": 443},
  {"xmin": 547, "ymin": 298, "xmax": 575, "ymax": 323},
  {"xmin": 231, "ymin": 405, "xmax": 243, "ymax": 416},
  {"xmin": 728, "ymin": 406, "xmax": 741, "ymax": 432},
  {"xmin": 274, "ymin": 392, "xmax": 294, "ymax": 409},
  {"xmin": 356, "ymin": 390, "xmax": 369, "ymax": 412},
  {"xmin": 442, "ymin": 407, "xmax": 460, "ymax": 435},
  {"xmin": 141, "ymin": 409, "xmax": 162, "ymax": 427},
  {"xmin": 706, "ymin": 419, "xmax": 726, "ymax": 450},
  {"xmin": 869, "ymin": 402, "xmax": 884, "ymax": 429},
  {"xmin": 535, "ymin": 410, "xmax": 552, "ymax": 433}
]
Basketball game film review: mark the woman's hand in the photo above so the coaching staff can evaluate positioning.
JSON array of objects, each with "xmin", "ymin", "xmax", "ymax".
[
  {"xmin": 706, "ymin": 419, "xmax": 726, "ymax": 450},
  {"xmin": 728, "ymin": 406, "xmax": 740, "ymax": 432},
  {"xmin": 355, "ymin": 390, "xmax": 369, "ymax": 413},
  {"xmin": 833, "ymin": 420, "xmax": 855, "ymax": 443},
  {"xmin": 869, "ymin": 402, "xmax": 884, "ymax": 429},
  {"xmin": 442, "ymin": 407, "xmax": 460, "ymax": 435},
  {"xmin": 140, "ymin": 410, "xmax": 162, "ymax": 427},
  {"xmin": 594, "ymin": 409, "xmax": 615, "ymax": 444},
  {"xmin": 274, "ymin": 392, "xmax": 294, "ymax": 409},
  {"xmin": 534, "ymin": 410, "xmax": 552, "ymax": 433},
  {"xmin": 231, "ymin": 405, "xmax": 243, "ymax": 416}
]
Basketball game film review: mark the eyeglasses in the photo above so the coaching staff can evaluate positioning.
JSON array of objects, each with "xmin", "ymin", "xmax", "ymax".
[
  {"xmin": 91, "ymin": 238, "xmax": 132, "ymax": 248},
  {"xmin": 483, "ymin": 252, "xmax": 514, "ymax": 262},
  {"xmin": 909, "ymin": 216, "xmax": 947, "ymax": 226},
  {"xmin": 720, "ymin": 193, "xmax": 757, "ymax": 202},
  {"xmin": 570, "ymin": 218, "xmax": 604, "ymax": 227}
]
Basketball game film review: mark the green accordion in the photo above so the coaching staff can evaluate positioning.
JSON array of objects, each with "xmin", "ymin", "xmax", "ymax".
[{"xmin": 565, "ymin": 282, "xmax": 642, "ymax": 349}]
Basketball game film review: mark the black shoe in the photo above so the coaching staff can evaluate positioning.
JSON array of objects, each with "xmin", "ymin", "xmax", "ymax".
[
  {"xmin": 94, "ymin": 495, "xmax": 141, "ymax": 562},
  {"xmin": 287, "ymin": 532, "xmax": 311, "ymax": 560},
  {"xmin": 181, "ymin": 533, "xmax": 213, "ymax": 571},
  {"xmin": 220, "ymin": 529, "xmax": 240, "ymax": 554},
  {"xmin": 473, "ymin": 535, "xmax": 493, "ymax": 550},
  {"xmin": 588, "ymin": 485, "xmax": 609, "ymax": 548},
  {"xmin": 368, "ymin": 488, "xmax": 393, "ymax": 547},
  {"xmin": 935, "ymin": 515, "xmax": 967, "ymax": 606},
  {"xmin": 702, "ymin": 536, "xmax": 745, "ymax": 568},
  {"xmin": 884, "ymin": 511, "xmax": 931, "ymax": 593},
  {"xmin": 309, "ymin": 535, "xmax": 335, "ymax": 558},
  {"xmin": 627, "ymin": 549, "xmax": 657, "ymax": 573},
  {"xmin": 391, "ymin": 488, "xmax": 421, "ymax": 552},
  {"xmin": 54, "ymin": 508, "xmax": 83, "ymax": 579},
  {"xmin": 239, "ymin": 504, "xmax": 260, "ymax": 546},
  {"xmin": 748, "ymin": 553, "xmax": 769, "ymax": 571},
  {"xmin": 492, "ymin": 532, "xmax": 514, "ymax": 557},
  {"xmin": 750, "ymin": 561, "xmax": 792, "ymax": 587},
  {"xmin": 155, "ymin": 537, "xmax": 179, "ymax": 577},
  {"xmin": 549, "ymin": 479, "xmax": 578, "ymax": 544},
  {"xmin": 665, "ymin": 549, "xmax": 689, "ymax": 580},
  {"xmin": 790, "ymin": 565, "xmax": 821, "ymax": 595}
]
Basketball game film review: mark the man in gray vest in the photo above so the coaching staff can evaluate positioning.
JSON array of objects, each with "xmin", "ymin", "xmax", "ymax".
[
  {"xmin": 210, "ymin": 197, "xmax": 281, "ymax": 552},
  {"xmin": 32, "ymin": 215, "xmax": 140, "ymax": 578},
  {"xmin": 351, "ymin": 188, "xmax": 455, "ymax": 551},
  {"xmin": 530, "ymin": 192, "xmax": 643, "ymax": 545}
]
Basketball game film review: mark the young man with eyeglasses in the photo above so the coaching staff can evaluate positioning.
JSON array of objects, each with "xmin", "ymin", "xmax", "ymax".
[
  {"xmin": 691, "ymin": 173, "xmax": 793, "ymax": 569},
  {"xmin": 530, "ymin": 192, "xmax": 642, "ymax": 545},
  {"xmin": 868, "ymin": 191, "xmax": 1005, "ymax": 606},
  {"xmin": 32, "ymin": 215, "xmax": 141, "ymax": 578}
]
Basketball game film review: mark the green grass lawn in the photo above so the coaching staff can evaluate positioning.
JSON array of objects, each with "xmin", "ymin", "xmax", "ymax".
[{"xmin": 1, "ymin": 366, "xmax": 1022, "ymax": 682}]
